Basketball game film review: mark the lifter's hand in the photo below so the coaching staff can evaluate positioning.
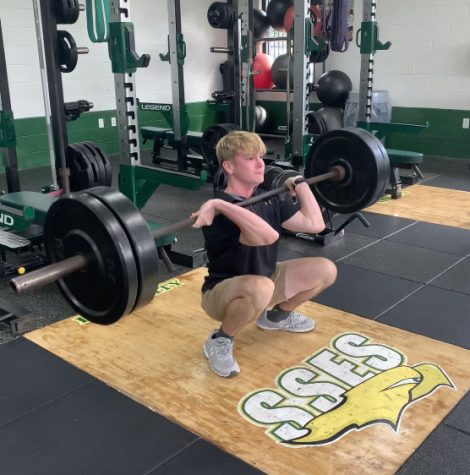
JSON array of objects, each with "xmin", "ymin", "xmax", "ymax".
[
  {"xmin": 191, "ymin": 199, "xmax": 218, "ymax": 228},
  {"xmin": 284, "ymin": 175, "xmax": 305, "ymax": 197}
]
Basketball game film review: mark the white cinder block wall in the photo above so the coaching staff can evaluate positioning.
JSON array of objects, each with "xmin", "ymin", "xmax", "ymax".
[
  {"xmin": 326, "ymin": 0, "xmax": 470, "ymax": 110},
  {"xmin": 131, "ymin": 0, "xmax": 226, "ymax": 104},
  {"xmin": 0, "ymin": 0, "xmax": 226, "ymax": 119},
  {"xmin": 1, "ymin": 0, "xmax": 470, "ymax": 119}
]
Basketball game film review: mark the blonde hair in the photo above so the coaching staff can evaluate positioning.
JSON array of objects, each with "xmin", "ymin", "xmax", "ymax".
[{"xmin": 215, "ymin": 130, "xmax": 267, "ymax": 166}]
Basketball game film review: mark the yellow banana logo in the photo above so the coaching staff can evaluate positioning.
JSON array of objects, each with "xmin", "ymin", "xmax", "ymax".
[{"xmin": 286, "ymin": 363, "xmax": 453, "ymax": 446}]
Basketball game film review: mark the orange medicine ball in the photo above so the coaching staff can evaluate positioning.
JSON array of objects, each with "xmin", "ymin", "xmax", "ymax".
[
  {"xmin": 253, "ymin": 53, "xmax": 274, "ymax": 89},
  {"xmin": 283, "ymin": 5, "xmax": 294, "ymax": 32},
  {"xmin": 284, "ymin": 4, "xmax": 323, "ymax": 34}
]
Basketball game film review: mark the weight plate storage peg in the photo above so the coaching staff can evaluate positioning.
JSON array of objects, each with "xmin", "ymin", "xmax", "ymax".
[
  {"xmin": 43, "ymin": 192, "xmax": 140, "ymax": 324},
  {"xmin": 305, "ymin": 128, "xmax": 390, "ymax": 214}
]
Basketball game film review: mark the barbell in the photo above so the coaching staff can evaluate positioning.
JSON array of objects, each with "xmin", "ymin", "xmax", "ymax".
[{"xmin": 10, "ymin": 128, "xmax": 390, "ymax": 325}]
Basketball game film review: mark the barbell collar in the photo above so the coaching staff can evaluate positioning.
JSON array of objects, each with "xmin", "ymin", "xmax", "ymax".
[
  {"xmin": 10, "ymin": 255, "xmax": 87, "ymax": 294},
  {"xmin": 151, "ymin": 166, "xmax": 344, "ymax": 240}
]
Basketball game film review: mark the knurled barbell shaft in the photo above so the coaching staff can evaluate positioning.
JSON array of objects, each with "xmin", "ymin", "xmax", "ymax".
[
  {"xmin": 10, "ymin": 254, "xmax": 86, "ymax": 294},
  {"xmin": 151, "ymin": 165, "xmax": 344, "ymax": 240},
  {"xmin": 10, "ymin": 165, "xmax": 344, "ymax": 295}
]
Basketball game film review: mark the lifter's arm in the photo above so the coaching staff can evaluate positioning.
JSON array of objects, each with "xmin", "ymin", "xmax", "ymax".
[
  {"xmin": 191, "ymin": 199, "xmax": 279, "ymax": 246},
  {"xmin": 281, "ymin": 178, "xmax": 325, "ymax": 234}
]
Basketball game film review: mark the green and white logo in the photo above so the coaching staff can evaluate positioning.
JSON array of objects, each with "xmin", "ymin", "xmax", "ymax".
[{"xmin": 239, "ymin": 333, "xmax": 454, "ymax": 446}]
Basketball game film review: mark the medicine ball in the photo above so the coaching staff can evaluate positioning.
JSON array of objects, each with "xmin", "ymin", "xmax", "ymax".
[
  {"xmin": 253, "ymin": 53, "xmax": 273, "ymax": 89},
  {"xmin": 254, "ymin": 9, "xmax": 270, "ymax": 38},
  {"xmin": 255, "ymin": 105, "xmax": 268, "ymax": 133},
  {"xmin": 271, "ymin": 53, "xmax": 293, "ymax": 89},
  {"xmin": 315, "ymin": 70, "xmax": 353, "ymax": 107},
  {"xmin": 267, "ymin": 0, "xmax": 294, "ymax": 30},
  {"xmin": 283, "ymin": 5, "xmax": 295, "ymax": 32}
]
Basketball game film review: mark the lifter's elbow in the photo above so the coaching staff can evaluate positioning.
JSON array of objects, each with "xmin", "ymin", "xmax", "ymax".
[
  {"xmin": 242, "ymin": 229, "xmax": 279, "ymax": 246},
  {"xmin": 313, "ymin": 221, "xmax": 326, "ymax": 234},
  {"xmin": 304, "ymin": 219, "xmax": 325, "ymax": 235},
  {"xmin": 265, "ymin": 229, "xmax": 280, "ymax": 245},
  {"xmin": 256, "ymin": 228, "xmax": 279, "ymax": 246}
]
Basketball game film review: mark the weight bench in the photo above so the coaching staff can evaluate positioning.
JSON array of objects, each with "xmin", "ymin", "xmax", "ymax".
[
  {"xmin": 141, "ymin": 126, "xmax": 203, "ymax": 156},
  {"xmin": 356, "ymin": 121, "xmax": 428, "ymax": 200},
  {"xmin": 0, "ymin": 191, "xmax": 57, "ymax": 227},
  {"xmin": 386, "ymin": 148, "xmax": 424, "ymax": 199}
]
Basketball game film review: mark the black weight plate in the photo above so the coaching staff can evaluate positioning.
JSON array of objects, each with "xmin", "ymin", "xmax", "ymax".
[
  {"xmin": 271, "ymin": 169, "xmax": 299, "ymax": 190},
  {"xmin": 207, "ymin": 2, "xmax": 236, "ymax": 29},
  {"xmin": 55, "ymin": 0, "xmax": 80, "ymax": 24},
  {"xmin": 77, "ymin": 142, "xmax": 108, "ymax": 186},
  {"xmin": 213, "ymin": 167, "xmax": 228, "ymax": 192},
  {"xmin": 306, "ymin": 127, "xmax": 389, "ymax": 214},
  {"xmin": 44, "ymin": 193, "xmax": 139, "ymax": 324},
  {"xmin": 307, "ymin": 111, "xmax": 327, "ymax": 135},
  {"xmin": 202, "ymin": 123, "xmax": 240, "ymax": 173},
  {"xmin": 262, "ymin": 165, "xmax": 283, "ymax": 190},
  {"xmin": 351, "ymin": 127, "xmax": 390, "ymax": 207},
  {"xmin": 74, "ymin": 143, "xmax": 107, "ymax": 187},
  {"xmin": 86, "ymin": 187, "xmax": 159, "ymax": 313},
  {"xmin": 67, "ymin": 143, "xmax": 95, "ymax": 191},
  {"xmin": 82, "ymin": 141, "xmax": 113, "ymax": 186},
  {"xmin": 57, "ymin": 30, "xmax": 78, "ymax": 73}
]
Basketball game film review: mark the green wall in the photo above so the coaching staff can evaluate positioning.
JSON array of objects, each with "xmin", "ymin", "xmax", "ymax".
[
  {"xmin": 3, "ymin": 102, "xmax": 469, "ymax": 173},
  {"xmin": 387, "ymin": 107, "xmax": 470, "ymax": 159},
  {"xmin": 3, "ymin": 101, "xmax": 227, "ymax": 173},
  {"xmin": 259, "ymin": 101, "xmax": 470, "ymax": 161}
]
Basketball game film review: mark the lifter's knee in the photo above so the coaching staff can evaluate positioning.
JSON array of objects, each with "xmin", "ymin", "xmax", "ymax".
[
  {"xmin": 240, "ymin": 275, "xmax": 275, "ymax": 311},
  {"xmin": 318, "ymin": 257, "xmax": 337, "ymax": 288},
  {"xmin": 300, "ymin": 257, "xmax": 337, "ymax": 290}
]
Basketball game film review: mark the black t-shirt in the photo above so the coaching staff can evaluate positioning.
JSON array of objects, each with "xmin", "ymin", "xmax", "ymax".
[{"xmin": 201, "ymin": 188, "xmax": 300, "ymax": 292}]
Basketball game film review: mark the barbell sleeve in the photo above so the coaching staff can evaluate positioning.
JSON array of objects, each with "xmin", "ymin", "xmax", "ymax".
[
  {"xmin": 151, "ymin": 165, "xmax": 344, "ymax": 240},
  {"xmin": 10, "ymin": 255, "xmax": 87, "ymax": 294}
]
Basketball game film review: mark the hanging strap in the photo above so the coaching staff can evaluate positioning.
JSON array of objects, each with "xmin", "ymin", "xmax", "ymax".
[
  {"xmin": 86, "ymin": 0, "xmax": 110, "ymax": 43},
  {"xmin": 323, "ymin": 0, "xmax": 349, "ymax": 52}
]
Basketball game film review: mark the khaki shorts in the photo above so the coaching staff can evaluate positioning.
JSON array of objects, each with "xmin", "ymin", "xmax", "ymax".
[{"xmin": 201, "ymin": 261, "xmax": 289, "ymax": 322}]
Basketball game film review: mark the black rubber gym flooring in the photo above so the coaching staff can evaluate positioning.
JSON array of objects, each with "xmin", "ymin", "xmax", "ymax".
[{"xmin": 0, "ymin": 160, "xmax": 469, "ymax": 473}]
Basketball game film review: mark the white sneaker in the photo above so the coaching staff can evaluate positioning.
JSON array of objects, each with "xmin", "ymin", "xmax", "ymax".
[
  {"xmin": 203, "ymin": 330, "xmax": 240, "ymax": 377},
  {"xmin": 257, "ymin": 310, "xmax": 315, "ymax": 333}
]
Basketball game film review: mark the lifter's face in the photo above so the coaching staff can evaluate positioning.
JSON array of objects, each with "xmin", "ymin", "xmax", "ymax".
[{"xmin": 224, "ymin": 150, "xmax": 265, "ymax": 187}]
